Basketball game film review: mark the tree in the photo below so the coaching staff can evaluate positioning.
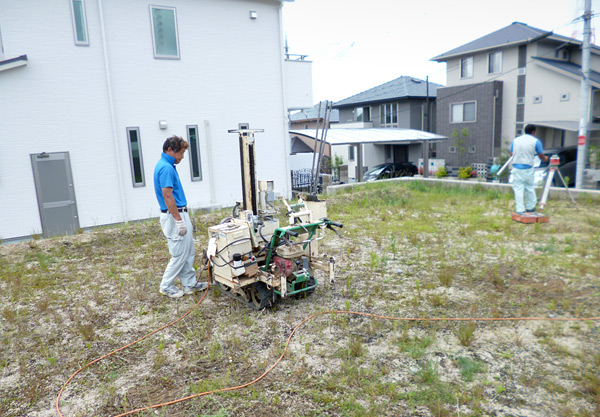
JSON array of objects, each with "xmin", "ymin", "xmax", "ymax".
[{"xmin": 450, "ymin": 128, "xmax": 469, "ymax": 167}]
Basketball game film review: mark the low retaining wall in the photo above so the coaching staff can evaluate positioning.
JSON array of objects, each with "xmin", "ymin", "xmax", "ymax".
[{"xmin": 325, "ymin": 176, "xmax": 600, "ymax": 202}]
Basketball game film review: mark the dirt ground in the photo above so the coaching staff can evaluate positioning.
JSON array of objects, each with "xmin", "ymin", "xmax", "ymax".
[{"xmin": 1, "ymin": 181, "xmax": 599, "ymax": 417}]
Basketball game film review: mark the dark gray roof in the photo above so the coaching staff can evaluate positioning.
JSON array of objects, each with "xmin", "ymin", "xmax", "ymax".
[
  {"xmin": 290, "ymin": 103, "xmax": 340, "ymax": 122},
  {"xmin": 532, "ymin": 56, "xmax": 600, "ymax": 85},
  {"xmin": 431, "ymin": 22, "xmax": 581, "ymax": 61},
  {"xmin": 333, "ymin": 76, "xmax": 442, "ymax": 108}
]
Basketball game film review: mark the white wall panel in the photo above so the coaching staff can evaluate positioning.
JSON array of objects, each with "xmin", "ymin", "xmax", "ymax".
[{"xmin": 0, "ymin": 0, "xmax": 292, "ymax": 240}]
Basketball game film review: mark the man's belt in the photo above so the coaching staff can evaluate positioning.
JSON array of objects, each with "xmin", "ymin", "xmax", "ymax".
[{"xmin": 160, "ymin": 206, "xmax": 187, "ymax": 214}]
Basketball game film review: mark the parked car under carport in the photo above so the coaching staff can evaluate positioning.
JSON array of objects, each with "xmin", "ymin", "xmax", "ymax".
[{"xmin": 363, "ymin": 162, "xmax": 418, "ymax": 181}]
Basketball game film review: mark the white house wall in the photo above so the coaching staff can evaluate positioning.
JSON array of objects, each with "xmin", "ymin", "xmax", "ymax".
[
  {"xmin": 0, "ymin": 0, "xmax": 290, "ymax": 240},
  {"xmin": 363, "ymin": 143, "xmax": 385, "ymax": 172},
  {"xmin": 283, "ymin": 59, "xmax": 313, "ymax": 109},
  {"xmin": 526, "ymin": 65, "xmax": 581, "ymax": 123}
]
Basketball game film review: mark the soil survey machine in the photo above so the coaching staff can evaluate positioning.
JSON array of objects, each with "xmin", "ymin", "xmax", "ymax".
[{"xmin": 205, "ymin": 128, "xmax": 342, "ymax": 310}]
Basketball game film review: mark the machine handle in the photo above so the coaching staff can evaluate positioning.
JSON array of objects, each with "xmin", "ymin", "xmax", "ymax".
[
  {"xmin": 284, "ymin": 229, "xmax": 299, "ymax": 237},
  {"xmin": 324, "ymin": 218, "xmax": 343, "ymax": 228}
]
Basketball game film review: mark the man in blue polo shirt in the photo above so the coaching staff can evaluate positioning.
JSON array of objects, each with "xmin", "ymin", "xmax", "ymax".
[
  {"xmin": 154, "ymin": 135, "xmax": 207, "ymax": 298},
  {"xmin": 510, "ymin": 125, "xmax": 548, "ymax": 214}
]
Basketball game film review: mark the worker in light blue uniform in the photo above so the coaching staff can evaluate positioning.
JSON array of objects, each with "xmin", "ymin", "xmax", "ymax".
[
  {"xmin": 510, "ymin": 124, "xmax": 548, "ymax": 214},
  {"xmin": 154, "ymin": 136, "xmax": 207, "ymax": 298}
]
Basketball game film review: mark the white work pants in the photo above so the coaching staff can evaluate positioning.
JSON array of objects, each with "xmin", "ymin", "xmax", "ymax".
[
  {"xmin": 511, "ymin": 167, "xmax": 537, "ymax": 213},
  {"xmin": 159, "ymin": 211, "xmax": 196, "ymax": 291}
]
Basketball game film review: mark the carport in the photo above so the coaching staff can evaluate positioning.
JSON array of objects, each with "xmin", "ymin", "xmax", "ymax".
[{"xmin": 290, "ymin": 128, "xmax": 448, "ymax": 181}]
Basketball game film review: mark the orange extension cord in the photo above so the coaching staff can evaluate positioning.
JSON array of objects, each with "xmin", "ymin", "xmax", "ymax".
[{"xmin": 55, "ymin": 279, "xmax": 600, "ymax": 417}]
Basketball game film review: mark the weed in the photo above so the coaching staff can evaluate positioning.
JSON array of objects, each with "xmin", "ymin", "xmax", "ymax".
[
  {"xmin": 438, "ymin": 263, "xmax": 454, "ymax": 287},
  {"xmin": 456, "ymin": 322, "xmax": 477, "ymax": 347},
  {"xmin": 418, "ymin": 360, "xmax": 440, "ymax": 384},
  {"xmin": 457, "ymin": 356, "xmax": 483, "ymax": 381}
]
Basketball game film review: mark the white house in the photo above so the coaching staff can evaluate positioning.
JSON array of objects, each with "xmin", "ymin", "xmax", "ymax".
[{"xmin": 0, "ymin": 0, "xmax": 308, "ymax": 241}]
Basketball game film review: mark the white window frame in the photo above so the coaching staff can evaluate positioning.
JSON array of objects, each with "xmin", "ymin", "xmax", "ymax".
[
  {"xmin": 126, "ymin": 127, "xmax": 146, "ymax": 187},
  {"xmin": 348, "ymin": 145, "xmax": 355, "ymax": 161},
  {"xmin": 488, "ymin": 50, "xmax": 502, "ymax": 74},
  {"xmin": 450, "ymin": 101, "xmax": 476, "ymax": 123},
  {"xmin": 187, "ymin": 125, "xmax": 203, "ymax": 181},
  {"xmin": 70, "ymin": 0, "xmax": 89, "ymax": 46},
  {"xmin": 449, "ymin": 146, "xmax": 457, "ymax": 153},
  {"xmin": 460, "ymin": 56, "xmax": 473, "ymax": 79},
  {"xmin": 468, "ymin": 146, "xmax": 476, "ymax": 154},
  {"xmin": 150, "ymin": 5, "xmax": 180, "ymax": 59},
  {"xmin": 380, "ymin": 103, "xmax": 398, "ymax": 127}
]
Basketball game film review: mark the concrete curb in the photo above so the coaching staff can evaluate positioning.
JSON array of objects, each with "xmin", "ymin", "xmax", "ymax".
[{"xmin": 325, "ymin": 176, "xmax": 600, "ymax": 202}]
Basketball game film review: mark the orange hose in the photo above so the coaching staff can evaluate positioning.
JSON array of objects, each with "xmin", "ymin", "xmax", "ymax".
[
  {"xmin": 56, "ymin": 284, "xmax": 600, "ymax": 417},
  {"xmin": 55, "ymin": 279, "xmax": 210, "ymax": 417}
]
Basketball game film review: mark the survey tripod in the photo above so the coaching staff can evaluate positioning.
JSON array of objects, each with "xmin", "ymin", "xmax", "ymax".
[{"xmin": 538, "ymin": 154, "xmax": 578, "ymax": 210}]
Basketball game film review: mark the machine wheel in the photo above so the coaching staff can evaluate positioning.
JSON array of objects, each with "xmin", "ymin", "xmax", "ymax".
[
  {"xmin": 248, "ymin": 282, "xmax": 274, "ymax": 310},
  {"xmin": 215, "ymin": 280, "xmax": 231, "ymax": 294}
]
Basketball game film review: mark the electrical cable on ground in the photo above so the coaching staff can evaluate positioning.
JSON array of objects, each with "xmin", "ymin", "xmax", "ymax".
[{"xmin": 55, "ymin": 275, "xmax": 600, "ymax": 417}]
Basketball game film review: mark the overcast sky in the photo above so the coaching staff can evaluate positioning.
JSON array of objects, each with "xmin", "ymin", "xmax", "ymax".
[{"xmin": 282, "ymin": 0, "xmax": 596, "ymax": 104}]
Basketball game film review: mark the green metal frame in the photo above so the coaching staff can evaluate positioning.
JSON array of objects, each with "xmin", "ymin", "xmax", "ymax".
[{"xmin": 262, "ymin": 220, "xmax": 330, "ymax": 296}]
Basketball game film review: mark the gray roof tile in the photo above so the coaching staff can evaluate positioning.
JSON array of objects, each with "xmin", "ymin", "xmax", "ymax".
[
  {"xmin": 431, "ymin": 22, "xmax": 577, "ymax": 61},
  {"xmin": 333, "ymin": 76, "xmax": 442, "ymax": 107},
  {"xmin": 532, "ymin": 56, "xmax": 600, "ymax": 85}
]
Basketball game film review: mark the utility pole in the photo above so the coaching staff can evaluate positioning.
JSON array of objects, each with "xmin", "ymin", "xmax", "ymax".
[
  {"xmin": 423, "ymin": 76, "xmax": 430, "ymax": 178},
  {"xmin": 576, "ymin": 0, "xmax": 592, "ymax": 189}
]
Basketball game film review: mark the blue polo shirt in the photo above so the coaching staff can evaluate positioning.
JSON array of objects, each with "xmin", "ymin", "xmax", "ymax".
[{"xmin": 154, "ymin": 152, "xmax": 187, "ymax": 211}]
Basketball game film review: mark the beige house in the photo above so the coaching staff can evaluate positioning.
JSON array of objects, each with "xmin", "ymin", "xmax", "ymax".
[{"xmin": 432, "ymin": 22, "xmax": 600, "ymax": 174}]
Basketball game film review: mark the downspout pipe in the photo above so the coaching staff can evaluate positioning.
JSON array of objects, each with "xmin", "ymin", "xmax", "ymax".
[
  {"xmin": 278, "ymin": 3, "xmax": 292, "ymax": 199},
  {"xmin": 98, "ymin": 0, "xmax": 128, "ymax": 221}
]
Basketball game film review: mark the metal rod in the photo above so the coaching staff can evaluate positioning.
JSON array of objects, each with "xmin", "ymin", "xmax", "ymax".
[
  {"xmin": 313, "ymin": 101, "xmax": 332, "ymax": 194},
  {"xmin": 310, "ymin": 102, "xmax": 323, "ymax": 194},
  {"xmin": 496, "ymin": 155, "xmax": 513, "ymax": 177}
]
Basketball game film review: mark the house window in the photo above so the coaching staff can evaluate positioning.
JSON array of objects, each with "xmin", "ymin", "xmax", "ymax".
[
  {"xmin": 126, "ymin": 127, "xmax": 145, "ymax": 187},
  {"xmin": 449, "ymin": 146, "xmax": 456, "ymax": 153},
  {"xmin": 150, "ymin": 6, "xmax": 180, "ymax": 59},
  {"xmin": 70, "ymin": 0, "xmax": 89, "ymax": 46},
  {"xmin": 356, "ymin": 106, "xmax": 371, "ymax": 122},
  {"xmin": 451, "ymin": 102, "xmax": 476, "ymax": 123},
  {"xmin": 533, "ymin": 95, "xmax": 542, "ymax": 104},
  {"xmin": 488, "ymin": 50, "xmax": 502, "ymax": 74},
  {"xmin": 385, "ymin": 145, "xmax": 391, "ymax": 159},
  {"xmin": 348, "ymin": 145, "xmax": 355, "ymax": 161},
  {"xmin": 460, "ymin": 57, "xmax": 473, "ymax": 79},
  {"xmin": 187, "ymin": 125, "xmax": 202, "ymax": 181},
  {"xmin": 560, "ymin": 93, "xmax": 570, "ymax": 101},
  {"xmin": 380, "ymin": 103, "xmax": 398, "ymax": 126},
  {"xmin": 468, "ymin": 146, "xmax": 476, "ymax": 153}
]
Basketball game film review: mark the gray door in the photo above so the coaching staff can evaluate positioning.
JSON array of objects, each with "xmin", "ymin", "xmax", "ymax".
[{"xmin": 30, "ymin": 152, "xmax": 80, "ymax": 237}]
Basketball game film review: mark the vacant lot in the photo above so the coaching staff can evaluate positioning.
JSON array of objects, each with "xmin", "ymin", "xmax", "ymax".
[{"xmin": 1, "ymin": 180, "xmax": 599, "ymax": 417}]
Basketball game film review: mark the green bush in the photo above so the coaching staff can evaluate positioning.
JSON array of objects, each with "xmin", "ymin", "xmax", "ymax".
[
  {"xmin": 435, "ymin": 167, "xmax": 448, "ymax": 178},
  {"xmin": 458, "ymin": 166, "xmax": 473, "ymax": 179}
]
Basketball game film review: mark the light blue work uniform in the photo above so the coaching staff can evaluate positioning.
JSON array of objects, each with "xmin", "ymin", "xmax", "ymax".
[
  {"xmin": 153, "ymin": 153, "xmax": 196, "ymax": 292},
  {"xmin": 510, "ymin": 134, "xmax": 544, "ymax": 213}
]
